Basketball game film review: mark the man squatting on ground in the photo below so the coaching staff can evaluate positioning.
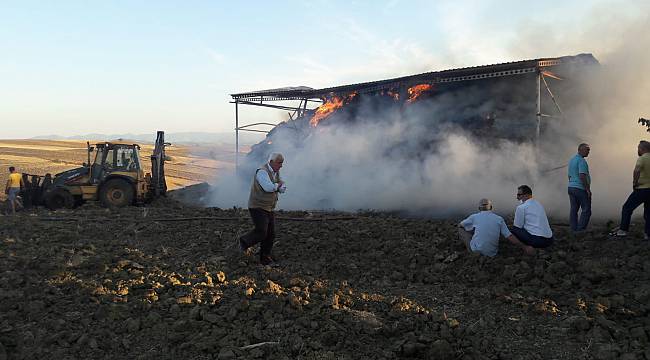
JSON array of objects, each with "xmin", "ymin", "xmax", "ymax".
[
  {"xmin": 511, "ymin": 185, "xmax": 555, "ymax": 248},
  {"xmin": 612, "ymin": 140, "xmax": 650, "ymax": 239},
  {"xmin": 239, "ymin": 153, "xmax": 286, "ymax": 265},
  {"xmin": 5, "ymin": 166, "xmax": 24, "ymax": 215},
  {"xmin": 568, "ymin": 143, "xmax": 591, "ymax": 232},
  {"xmin": 458, "ymin": 198, "xmax": 535, "ymax": 256}
]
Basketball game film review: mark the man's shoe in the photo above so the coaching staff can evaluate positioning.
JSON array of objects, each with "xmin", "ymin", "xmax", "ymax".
[
  {"xmin": 260, "ymin": 255, "xmax": 276, "ymax": 266},
  {"xmin": 238, "ymin": 238, "xmax": 248, "ymax": 253},
  {"xmin": 609, "ymin": 229, "xmax": 628, "ymax": 237}
]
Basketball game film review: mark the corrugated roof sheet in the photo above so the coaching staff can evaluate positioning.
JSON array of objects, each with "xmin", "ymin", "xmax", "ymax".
[{"xmin": 231, "ymin": 53, "xmax": 597, "ymax": 100}]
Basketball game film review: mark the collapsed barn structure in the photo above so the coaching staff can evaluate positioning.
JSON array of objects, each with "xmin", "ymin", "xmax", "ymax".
[{"xmin": 231, "ymin": 54, "xmax": 598, "ymax": 174}]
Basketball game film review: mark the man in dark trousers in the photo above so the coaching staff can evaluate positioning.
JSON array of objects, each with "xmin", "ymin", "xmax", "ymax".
[
  {"xmin": 611, "ymin": 141, "xmax": 650, "ymax": 239},
  {"xmin": 511, "ymin": 185, "xmax": 554, "ymax": 249},
  {"xmin": 239, "ymin": 153, "xmax": 286, "ymax": 265}
]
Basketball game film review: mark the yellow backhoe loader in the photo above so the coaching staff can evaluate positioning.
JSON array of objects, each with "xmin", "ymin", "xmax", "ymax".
[{"xmin": 21, "ymin": 131, "xmax": 169, "ymax": 210}]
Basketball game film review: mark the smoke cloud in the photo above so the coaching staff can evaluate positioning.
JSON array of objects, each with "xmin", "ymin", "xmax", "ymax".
[
  {"xmin": 511, "ymin": 4, "xmax": 650, "ymax": 219},
  {"xmin": 208, "ymin": 4, "xmax": 650, "ymax": 221}
]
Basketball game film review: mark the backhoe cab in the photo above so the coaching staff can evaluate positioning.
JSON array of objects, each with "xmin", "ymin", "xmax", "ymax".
[{"xmin": 33, "ymin": 131, "xmax": 168, "ymax": 210}]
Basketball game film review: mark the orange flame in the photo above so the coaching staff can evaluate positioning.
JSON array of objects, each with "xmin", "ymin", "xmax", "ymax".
[
  {"xmin": 541, "ymin": 70, "xmax": 563, "ymax": 80},
  {"xmin": 407, "ymin": 84, "xmax": 432, "ymax": 103},
  {"xmin": 310, "ymin": 93, "xmax": 357, "ymax": 127},
  {"xmin": 310, "ymin": 97, "xmax": 343, "ymax": 127}
]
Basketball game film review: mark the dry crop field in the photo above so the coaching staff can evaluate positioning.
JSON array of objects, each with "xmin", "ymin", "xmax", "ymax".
[{"xmin": 0, "ymin": 139, "xmax": 235, "ymax": 200}]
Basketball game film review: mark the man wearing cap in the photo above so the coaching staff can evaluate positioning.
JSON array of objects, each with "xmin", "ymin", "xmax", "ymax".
[
  {"xmin": 458, "ymin": 198, "xmax": 535, "ymax": 256},
  {"xmin": 239, "ymin": 153, "xmax": 286, "ymax": 265},
  {"xmin": 4, "ymin": 166, "xmax": 24, "ymax": 215}
]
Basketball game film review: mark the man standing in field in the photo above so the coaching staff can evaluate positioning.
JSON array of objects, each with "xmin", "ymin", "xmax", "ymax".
[
  {"xmin": 567, "ymin": 143, "xmax": 592, "ymax": 231},
  {"xmin": 5, "ymin": 166, "xmax": 24, "ymax": 215},
  {"xmin": 611, "ymin": 141, "xmax": 650, "ymax": 239},
  {"xmin": 239, "ymin": 153, "xmax": 286, "ymax": 265}
]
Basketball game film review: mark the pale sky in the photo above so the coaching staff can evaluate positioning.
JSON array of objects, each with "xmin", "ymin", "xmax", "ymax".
[{"xmin": 0, "ymin": 0, "xmax": 644, "ymax": 138}]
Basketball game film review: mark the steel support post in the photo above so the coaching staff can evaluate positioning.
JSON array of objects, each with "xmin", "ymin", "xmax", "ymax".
[
  {"xmin": 235, "ymin": 100, "xmax": 239, "ymax": 170},
  {"xmin": 536, "ymin": 71, "xmax": 541, "ymax": 146}
]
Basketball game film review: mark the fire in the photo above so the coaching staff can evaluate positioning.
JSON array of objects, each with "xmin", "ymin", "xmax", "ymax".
[
  {"xmin": 310, "ymin": 97, "xmax": 343, "ymax": 127},
  {"xmin": 310, "ymin": 93, "xmax": 357, "ymax": 127},
  {"xmin": 407, "ymin": 84, "xmax": 432, "ymax": 103},
  {"xmin": 541, "ymin": 70, "xmax": 563, "ymax": 80},
  {"xmin": 387, "ymin": 91, "xmax": 399, "ymax": 101}
]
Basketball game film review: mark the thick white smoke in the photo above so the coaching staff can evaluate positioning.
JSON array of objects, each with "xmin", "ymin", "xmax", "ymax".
[
  {"xmin": 510, "ymin": 5, "xmax": 650, "ymax": 219},
  {"xmin": 209, "ymin": 102, "xmax": 540, "ymax": 216},
  {"xmin": 208, "ymin": 4, "xmax": 650, "ymax": 220}
]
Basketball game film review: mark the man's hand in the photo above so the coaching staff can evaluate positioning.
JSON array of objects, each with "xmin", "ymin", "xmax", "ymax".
[
  {"xmin": 523, "ymin": 246, "xmax": 536, "ymax": 256},
  {"xmin": 277, "ymin": 181, "xmax": 286, "ymax": 193},
  {"xmin": 586, "ymin": 189, "xmax": 592, "ymax": 199}
]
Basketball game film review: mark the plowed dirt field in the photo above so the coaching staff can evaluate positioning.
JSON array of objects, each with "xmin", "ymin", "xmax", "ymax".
[{"xmin": 1, "ymin": 196, "xmax": 649, "ymax": 360}]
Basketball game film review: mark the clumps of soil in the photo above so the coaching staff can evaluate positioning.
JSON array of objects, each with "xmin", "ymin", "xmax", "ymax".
[{"xmin": 1, "ymin": 201, "xmax": 649, "ymax": 359}]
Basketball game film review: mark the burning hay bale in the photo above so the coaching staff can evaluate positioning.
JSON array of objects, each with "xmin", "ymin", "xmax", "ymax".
[
  {"xmin": 219, "ymin": 55, "xmax": 601, "ymax": 213},
  {"xmin": 241, "ymin": 54, "xmax": 598, "ymax": 170}
]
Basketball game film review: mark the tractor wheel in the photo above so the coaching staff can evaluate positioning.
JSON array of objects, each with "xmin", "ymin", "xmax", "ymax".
[
  {"xmin": 44, "ymin": 188, "xmax": 75, "ymax": 210},
  {"xmin": 74, "ymin": 196, "xmax": 84, "ymax": 207},
  {"xmin": 100, "ymin": 179, "xmax": 134, "ymax": 208}
]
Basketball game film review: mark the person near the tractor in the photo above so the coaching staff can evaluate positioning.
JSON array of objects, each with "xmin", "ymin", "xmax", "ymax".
[
  {"xmin": 5, "ymin": 166, "xmax": 24, "ymax": 215},
  {"xmin": 239, "ymin": 153, "xmax": 286, "ymax": 265}
]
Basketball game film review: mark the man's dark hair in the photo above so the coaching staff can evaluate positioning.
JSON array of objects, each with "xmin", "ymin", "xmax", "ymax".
[
  {"xmin": 9, "ymin": 166, "xmax": 15, "ymax": 172},
  {"xmin": 640, "ymin": 140, "xmax": 650, "ymax": 152},
  {"xmin": 518, "ymin": 185, "xmax": 532, "ymax": 195}
]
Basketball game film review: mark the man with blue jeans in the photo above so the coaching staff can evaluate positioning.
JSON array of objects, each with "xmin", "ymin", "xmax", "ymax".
[
  {"xmin": 511, "ymin": 185, "xmax": 554, "ymax": 248},
  {"xmin": 568, "ymin": 143, "xmax": 591, "ymax": 231},
  {"xmin": 612, "ymin": 141, "xmax": 650, "ymax": 239},
  {"xmin": 5, "ymin": 166, "xmax": 24, "ymax": 215}
]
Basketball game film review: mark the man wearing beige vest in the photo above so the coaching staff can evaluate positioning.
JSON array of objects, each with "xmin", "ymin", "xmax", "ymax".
[{"xmin": 239, "ymin": 153, "xmax": 286, "ymax": 265}]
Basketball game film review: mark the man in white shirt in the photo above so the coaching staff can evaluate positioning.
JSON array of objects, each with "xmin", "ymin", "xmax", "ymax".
[
  {"xmin": 459, "ymin": 198, "xmax": 535, "ymax": 256},
  {"xmin": 511, "ymin": 185, "xmax": 554, "ymax": 248},
  {"xmin": 239, "ymin": 153, "xmax": 287, "ymax": 265}
]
